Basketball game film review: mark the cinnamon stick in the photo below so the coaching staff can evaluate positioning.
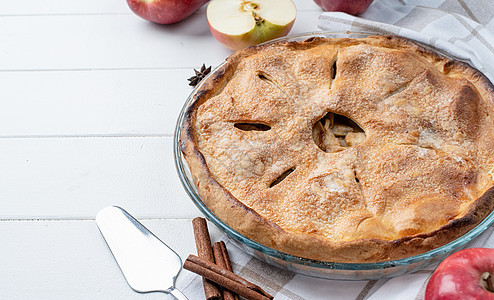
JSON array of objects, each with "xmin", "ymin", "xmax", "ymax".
[
  {"xmin": 192, "ymin": 217, "xmax": 221, "ymax": 300},
  {"xmin": 184, "ymin": 254, "xmax": 273, "ymax": 300},
  {"xmin": 213, "ymin": 241, "xmax": 239, "ymax": 300}
]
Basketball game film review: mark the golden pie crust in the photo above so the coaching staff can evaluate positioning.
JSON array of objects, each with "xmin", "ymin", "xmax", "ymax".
[{"xmin": 181, "ymin": 35, "xmax": 494, "ymax": 263}]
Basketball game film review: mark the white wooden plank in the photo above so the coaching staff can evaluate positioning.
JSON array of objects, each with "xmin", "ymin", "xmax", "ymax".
[
  {"xmin": 0, "ymin": 69, "xmax": 194, "ymax": 136},
  {"xmin": 0, "ymin": 137, "xmax": 201, "ymax": 219},
  {"xmin": 0, "ymin": 15, "xmax": 319, "ymax": 137},
  {"xmin": 0, "ymin": 0, "xmax": 130, "ymax": 15},
  {"xmin": 0, "ymin": 0, "xmax": 320, "ymax": 15},
  {"xmin": 0, "ymin": 219, "xmax": 224, "ymax": 299},
  {"xmin": 0, "ymin": 13, "xmax": 228, "ymax": 70},
  {"xmin": 0, "ymin": 11, "xmax": 320, "ymax": 70}
]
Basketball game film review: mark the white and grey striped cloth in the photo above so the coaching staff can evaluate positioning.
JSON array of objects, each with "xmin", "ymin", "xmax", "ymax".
[
  {"xmin": 319, "ymin": 0, "xmax": 494, "ymax": 81},
  {"xmin": 179, "ymin": 228, "xmax": 494, "ymax": 300},
  {"xmin": 178, "ymin": 1, "xmax": 494, "ymax": 299}
]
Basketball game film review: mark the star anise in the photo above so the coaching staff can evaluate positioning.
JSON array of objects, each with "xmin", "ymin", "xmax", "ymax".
[{"xmin": 188, "ymin": 64, "xmax": 212, "ymax": 87}]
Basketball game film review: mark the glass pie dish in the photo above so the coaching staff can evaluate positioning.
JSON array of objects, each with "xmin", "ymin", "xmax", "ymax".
[{"xmin": 173, "ymin": 31, "xmax": 494, "ymax": 280}]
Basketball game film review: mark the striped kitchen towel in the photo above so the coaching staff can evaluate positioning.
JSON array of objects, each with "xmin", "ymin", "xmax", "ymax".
[
  {"xmin": 318, "ymin": 0, "xmax": 494, "ymax": 82},
  {"xmin": 177, "ymin": 227, "xmax": 494, "ymax": 300}
]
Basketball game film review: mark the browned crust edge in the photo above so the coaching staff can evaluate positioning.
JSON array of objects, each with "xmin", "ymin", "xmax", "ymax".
[{"xmin": 180, "ymin": 35, "xmax": 494, "ymax": 263}]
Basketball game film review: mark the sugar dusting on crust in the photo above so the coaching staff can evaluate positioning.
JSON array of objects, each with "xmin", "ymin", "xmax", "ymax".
[{"xmin": 184, "ymin": 35, "xmax": 494, "ymax": 262}]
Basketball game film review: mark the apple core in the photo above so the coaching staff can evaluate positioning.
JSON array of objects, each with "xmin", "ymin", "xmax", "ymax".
[{"xmin": 481, "ymin": 272, "xmax": 494, "ymax": 293}]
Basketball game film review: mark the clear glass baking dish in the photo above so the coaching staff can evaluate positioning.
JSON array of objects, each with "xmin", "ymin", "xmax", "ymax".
[{"xmin": 173, "ymin": 31, "xmax": 494, "ymax": 280}]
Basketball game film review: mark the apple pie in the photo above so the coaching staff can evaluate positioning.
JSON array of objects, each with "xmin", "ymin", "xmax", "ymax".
[{"xmin": 181, "ymin": 35, "xmax": 494, "ymax": 263}]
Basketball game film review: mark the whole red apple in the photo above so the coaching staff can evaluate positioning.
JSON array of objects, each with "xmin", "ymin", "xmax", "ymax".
[
  {"xmin": 126, "ymin": 0, "xmax": 209, "ymax": 24},
  {"xmin": 314, "ymin": 0, "xmax": 374, "ymax": 16},
  {"xmin": 425, "ymin": 248, "xmax": 494, "ymax": 300}
]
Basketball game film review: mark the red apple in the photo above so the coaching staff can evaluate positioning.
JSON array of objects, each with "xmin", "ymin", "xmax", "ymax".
[
  {"xmin": 206, "ymin": 0, "xmax": 296, "ymax": 50},
  {"xmin": 425, "ymin": 248, "xmax": 494, "ymax": 300},
  {"xmin": 126, "ymin": 0, "xmax": 209, "ymax": 25},
  {"xmin": 314, "ymin": 0, "xmax": 374, "ymax": 16}
]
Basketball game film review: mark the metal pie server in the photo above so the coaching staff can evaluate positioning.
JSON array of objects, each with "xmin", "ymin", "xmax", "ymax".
[{"xmin": 96, "ymin": 206, "xmax": 188, "ymax": 300}]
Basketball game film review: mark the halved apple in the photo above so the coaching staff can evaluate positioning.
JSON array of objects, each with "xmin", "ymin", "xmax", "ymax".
[{"xmin": 207, "ymin": 0, "xmax": 296, "ymax": 50}]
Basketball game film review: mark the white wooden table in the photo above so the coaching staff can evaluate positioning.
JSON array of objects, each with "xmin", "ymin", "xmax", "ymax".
[{"xmin": 0, "ymin": 1, "xmax": 322, "ymax": 299}]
